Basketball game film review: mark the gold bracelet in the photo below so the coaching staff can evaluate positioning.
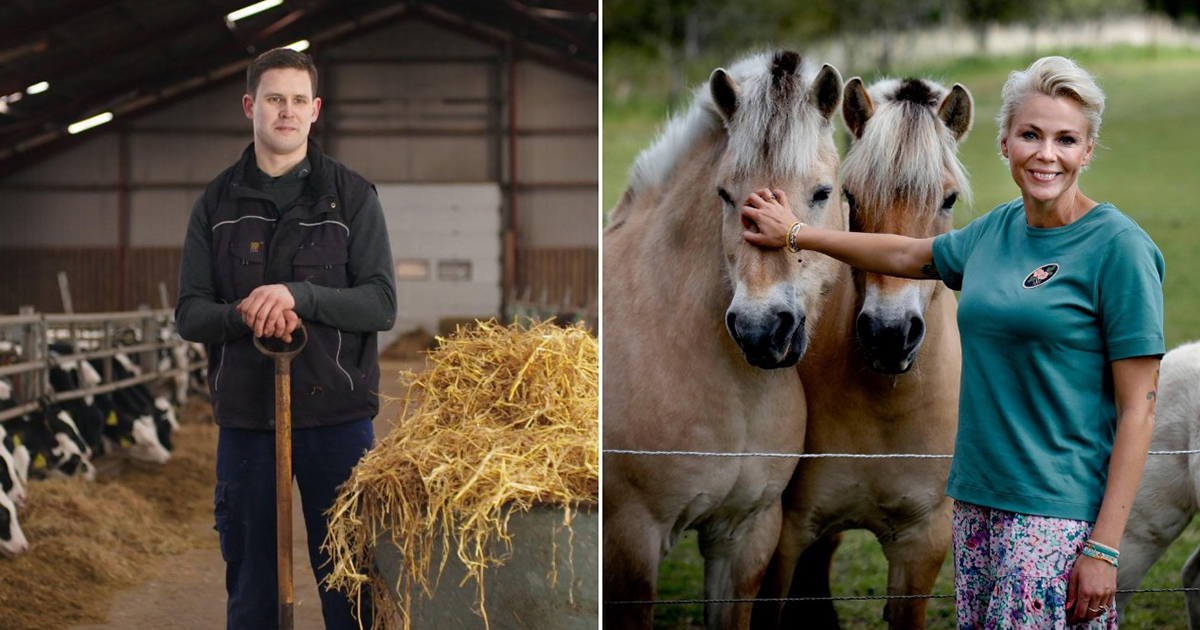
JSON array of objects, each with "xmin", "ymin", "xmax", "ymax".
[{"xmin": 786, "ymin": 221, "xmax": 805, "ymax": 253}]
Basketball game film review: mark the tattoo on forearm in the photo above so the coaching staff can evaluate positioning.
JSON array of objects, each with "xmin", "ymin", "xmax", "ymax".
[
  {"xmin": 1147, "ymin": 390, "xmax": 1157, "ymax": 401},
  {"xmin": 920, "ymin": 260, "xmax": 940, "ymax": 279}
]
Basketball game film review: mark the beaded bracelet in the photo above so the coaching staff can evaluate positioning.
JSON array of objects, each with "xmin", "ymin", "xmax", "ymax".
[
  {"xmin": 1081, "ymin": 544, "xmax": 1119, "ymax": 568},
  {"xmin": 1086, "ymin": 539, "xmax": 1120, "ymax": 557},
  {"xmin": 786, "ymin": 221, "xmax": 805, "ymax": 253}
]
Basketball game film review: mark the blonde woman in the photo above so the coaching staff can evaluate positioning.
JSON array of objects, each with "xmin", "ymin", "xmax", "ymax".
[{"xmin": 741, "ymin": 57, "xmax": 1162, "ymax": 628}]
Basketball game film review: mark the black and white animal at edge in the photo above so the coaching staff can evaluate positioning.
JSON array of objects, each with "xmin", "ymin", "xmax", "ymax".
[
  {"xmin": 0, "ymin": 423, "xmax": 27, "ymax": 507},
  {"xmin": 0, "ymin": 484, "xmax": 28, "ymax": 556},
  {"xmin": 1118, "ymin": 340, "xmax": 1200, "ymax": 625}
]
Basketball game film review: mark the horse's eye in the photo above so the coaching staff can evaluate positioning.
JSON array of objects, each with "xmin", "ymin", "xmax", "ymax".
[
  {"xmin": 717, "ymin": 187, "xmax": 733, "ymax": 206},
  {"xmin": 941, "ymin": 192, "xmax": 958, "ymax": 211},
  {"xmin": 811, "ymin": 185, "xmax": 831, "ymax": 205},
  {"xmin": 843, "ymin": 187, "xmax": 857, "ymax": 211}
]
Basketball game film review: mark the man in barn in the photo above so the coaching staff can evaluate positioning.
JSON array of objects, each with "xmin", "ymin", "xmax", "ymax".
[{"xmin": 176, "ymin": 47, "xmax": 395, "ymax": 630}]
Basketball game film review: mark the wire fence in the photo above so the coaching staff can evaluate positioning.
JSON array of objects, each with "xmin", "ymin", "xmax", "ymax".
[
  {"xmin": 609, "ymin": 586, "xmax": 1200, "ymax": 606},
  {"xmin": 603, "ymin": 447, "xmax": 1200, "ymax": 607},
  {"xmin": 603, "ymin": 449, "xmax": 1200, "ymax": 458}
]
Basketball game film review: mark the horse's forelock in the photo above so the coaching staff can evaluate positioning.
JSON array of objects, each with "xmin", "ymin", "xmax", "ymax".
[
  {"xmin": 626, "ymin": 51, "xmax": 831, "ymax": 199},
  {"xmin": 725, "ymin": 51, "xmax": 826, "ymax": 181},
  {"xmin": 843, "ymin": 78, "xmax": 971, "ymax": 218}
]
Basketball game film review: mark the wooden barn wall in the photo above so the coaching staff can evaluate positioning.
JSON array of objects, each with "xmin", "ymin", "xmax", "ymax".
[
  {"xmin": 515, "ymin": 247, "xmax": 597, "ymax": 308},
  {"xmin": 0, "ymin": 248, "xmax": 182, "ymax": 314}
]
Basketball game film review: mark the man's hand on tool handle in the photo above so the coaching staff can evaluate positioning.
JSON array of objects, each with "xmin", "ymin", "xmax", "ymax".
[{"xmin": 238, "ymin": 284, "xmax": 300, "ymax": 343}]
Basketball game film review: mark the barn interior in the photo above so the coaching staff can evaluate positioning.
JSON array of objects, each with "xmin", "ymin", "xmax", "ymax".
[
  {"xmin": 0, "ymin": 0, "xmax": 599, "ymax": 343},
  {"xmin": 0, "ymin": 2, "xmax": 598, "ymax": 628}
]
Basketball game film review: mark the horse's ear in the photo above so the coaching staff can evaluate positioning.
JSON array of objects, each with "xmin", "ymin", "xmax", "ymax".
[
  {"xmin": 809, "ymin": 64, "xmax": 842, "ymax": 122},
  {"xmin": 710, "ymin": 68, "xmax": 740, "ymax": 122},
  {"xmin": 939, "ymin": 83, "xmax": 974, "ymax": 141},
  {"xmin": 842, "ymin": 77, "xmax": 873, "ymax": 139}
]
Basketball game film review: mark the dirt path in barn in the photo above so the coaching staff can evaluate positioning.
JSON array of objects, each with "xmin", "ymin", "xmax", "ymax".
[{"xmin": 68, "ymin": 359, "xmax": 422, "ymax": 630}]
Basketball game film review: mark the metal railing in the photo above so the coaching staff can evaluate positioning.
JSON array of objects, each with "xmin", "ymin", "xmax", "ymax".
[{"xmin": 0, "ymin": 309, "xmax": 204, "ymax": 423}]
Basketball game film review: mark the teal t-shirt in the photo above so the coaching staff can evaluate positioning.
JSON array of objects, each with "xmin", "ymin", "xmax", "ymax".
[{"xmin": 931, "ymin": 199, "xmax": 1164, "ymax": 522}]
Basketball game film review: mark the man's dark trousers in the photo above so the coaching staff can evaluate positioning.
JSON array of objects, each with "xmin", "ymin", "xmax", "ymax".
[{"xmin": 215, "ymin": 418, "xmax": 375, "ymax": 630}]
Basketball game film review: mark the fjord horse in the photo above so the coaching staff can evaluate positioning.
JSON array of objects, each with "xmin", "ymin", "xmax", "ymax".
[
  {"xmin": 752, "ymin": 77, "xmax": 973, "ymax": 630},
  {"xmin": 603, "ymin": 51, "xmax": 844, "ymax": 630}
]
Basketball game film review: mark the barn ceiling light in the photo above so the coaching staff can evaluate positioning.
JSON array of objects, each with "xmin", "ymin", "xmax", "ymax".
[
  {"xmin": 226, "ymin": 0, "xmax": 284, "ymax": 23},
  {"xmin": 26, "ymin": 81, "xmax": 49, "ymax": 95},
  {"xmin": 284, "ymin": 39, "xmax": 310, "ymax": 52},
  {"xmin": 68, "ymin": 112, "xmax": 114, "ymax": 135}
]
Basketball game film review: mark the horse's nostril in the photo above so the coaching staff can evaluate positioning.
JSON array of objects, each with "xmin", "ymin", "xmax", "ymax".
[
  {"xmin": 906, "ymin": 315, "xmax": 925, "ymax": 347},
  {"xmin": 856, "ymin": 312, "xmax": 871, "ymax": 341},
  {"xmin": 726, "ymin": 312, "xmax": 738, "ymax": 337},
  {"xmin": 776, "ymin": 311, "xmax": 794, "ymax": 334},
  {"xmin": 772, "ymin": 311, "xmax": 800, "ymax": 348}
]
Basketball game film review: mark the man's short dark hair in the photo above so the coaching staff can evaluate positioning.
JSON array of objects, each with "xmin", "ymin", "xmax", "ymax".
[{"xmin": 246, "ymin": 48, "xmax": 318, "ymax": 97}]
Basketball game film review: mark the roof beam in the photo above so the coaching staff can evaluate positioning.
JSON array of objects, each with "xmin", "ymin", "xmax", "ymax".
[
  {"xmin": 415, "ymin": 4, "xmax": 596, "ymax": 81},
  {"xmin": 0, "ymin": 0, "xmax": 115, "ymax": 42}
]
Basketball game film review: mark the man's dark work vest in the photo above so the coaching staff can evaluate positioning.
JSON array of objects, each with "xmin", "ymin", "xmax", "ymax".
[{"xmin": 202, "ymin": 141, "xmax": 380, "ymax": 430}]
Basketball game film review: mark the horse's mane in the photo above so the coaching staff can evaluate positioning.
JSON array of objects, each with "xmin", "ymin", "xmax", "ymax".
[
  {"xmin": 842, "ymin": 78, "xmax": 971, "ymax": 217},
  {"xmin": 627, "ymin": 51, "xmax": 828, "ymax": 198}
]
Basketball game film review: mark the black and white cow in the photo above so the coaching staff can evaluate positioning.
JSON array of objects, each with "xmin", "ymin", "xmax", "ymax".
[
  {"xmin": 1, "ymin": 377, "xmax": 30, "ymax": 501},
  {"xmin": 10, "ymin": 406, "xmax": 97, "ymax": 482},
  {"xmin": 0, "ymin": 424, "xmax": 27, "ymax": 507},
  {"xmin": 0, "ymin": 484, "xmax": 28, "ymax": 556},
  {"xmin": 48, "ymin": 348, "xmax": 171, "ymax": 465},
  {"xmin": 104, "ymin": 352, "xmax": 176, "ymax": 458}
]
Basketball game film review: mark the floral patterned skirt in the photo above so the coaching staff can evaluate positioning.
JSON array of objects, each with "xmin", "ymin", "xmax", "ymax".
[{"xmin": 953, "ymin": 501, "xmax": 1117, "ymax": 630}]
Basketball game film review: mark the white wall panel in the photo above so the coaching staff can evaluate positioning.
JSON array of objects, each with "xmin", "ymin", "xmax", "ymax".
[{"xmin": 376, "ymin": 183, "xmax": 502, "ymax": 345}]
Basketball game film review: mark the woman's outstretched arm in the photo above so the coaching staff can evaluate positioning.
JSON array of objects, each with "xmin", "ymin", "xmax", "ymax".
[{"xmin": 741, "ymin": 187, "xmax": 939, "ymax": 280}]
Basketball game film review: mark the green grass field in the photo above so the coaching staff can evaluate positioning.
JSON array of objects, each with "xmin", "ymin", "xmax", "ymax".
[{"xmin": 603, "ymin": 46, "xmax": 1200, "ymax": 628}]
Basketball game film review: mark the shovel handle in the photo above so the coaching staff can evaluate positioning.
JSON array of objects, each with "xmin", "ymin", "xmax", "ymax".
[
  {"xmin": 253, "ymin": 321, "xmax": 308, "ymax": 364},
  {"xmin": 253, "ymin": 322, "xmax": 306, "ymax": 630}
]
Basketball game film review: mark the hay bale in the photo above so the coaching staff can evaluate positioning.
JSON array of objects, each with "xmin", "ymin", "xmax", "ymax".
[{"xmin": 323, "ymin": 320, "xmax": 598, "ymax": 630}]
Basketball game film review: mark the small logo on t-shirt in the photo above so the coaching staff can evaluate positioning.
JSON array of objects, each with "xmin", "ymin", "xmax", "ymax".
[
  {"xmin": 1022, "ymin": 263, "xmax": 1059, "ymax": 289},
  {"xmin": 249, "ymin": 241, "xmax": 261, "ymax": 253}
]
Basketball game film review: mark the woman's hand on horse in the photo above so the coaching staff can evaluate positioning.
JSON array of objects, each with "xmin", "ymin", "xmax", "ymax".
[{"xmin": 741, "ymin": 188, "xmax": 791, "ymax": 249}]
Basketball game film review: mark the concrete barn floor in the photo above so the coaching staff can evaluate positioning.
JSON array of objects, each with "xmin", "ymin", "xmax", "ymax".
[{"xmin": 69, "ymin": 359, "xmax": 422, "ymax": 630}]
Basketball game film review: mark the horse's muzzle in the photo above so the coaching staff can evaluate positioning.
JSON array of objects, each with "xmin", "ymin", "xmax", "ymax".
[
  {"xmin": 726, "ymin": 309, "xmax": 806, "ymax": 369},
  {"xmin": 856, "ymin": 311, "xmax": 925, "ymax": 374}
]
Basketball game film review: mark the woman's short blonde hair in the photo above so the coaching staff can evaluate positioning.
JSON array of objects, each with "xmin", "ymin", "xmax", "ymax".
[{"xmin": 996, "ymin": 56, "xmax": 1105, "ymax": 151}]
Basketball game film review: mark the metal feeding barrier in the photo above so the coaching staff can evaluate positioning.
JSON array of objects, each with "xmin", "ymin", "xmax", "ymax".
[{"xmin": 0, "ymin": 309, "xmax": 205, "ymax": 422}]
